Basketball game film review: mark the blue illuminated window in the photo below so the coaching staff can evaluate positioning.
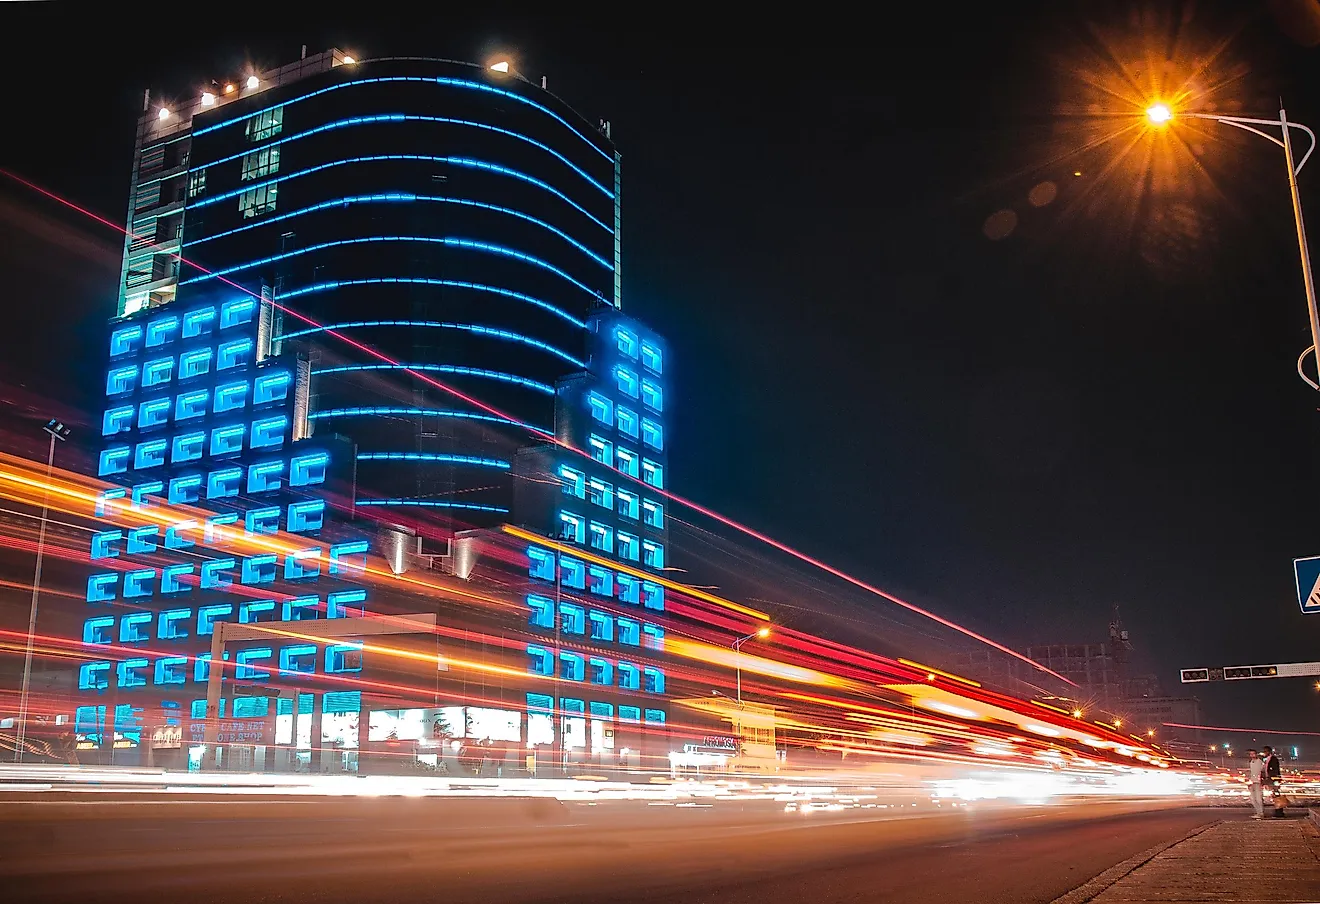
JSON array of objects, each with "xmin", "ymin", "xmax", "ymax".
[
  {"xmin": 86, "ymin": 573, "xmax": 116, "ymax": 603},
  {"xmin": 155, "ymin": 657, "xmax": 189, "ymax": 685},
  {"xmin": 589, "ymin": 610, "xmax": 615, "ymax": 642},
  {"xmin": 589, "ymin": 521, "xmax": 614, "ymax": 554},
  {"xmin": 617, "ymin": 531, "xmax": 639, "ymax": 562},
  {"xmin": 529, "ymin": 546, "xmax": 556, "ymax": 581},
  {"xmin": 133, "ymin": 439, "xmax": 168, "ymax": 469},
  {"xmin": 642, "ymin": 419, "xmax": 663, "ymax": 451},
  {"xmin": 587, "ymin": 478, "xmax": 613, "ymax": 509},
  {"xmin": 641, "ymin": 341, "xmax": 662, "ymax": 374},
  {"xmin": 327, "ymin": 589, "xmax": 366, "ymax": 618},
  {"xmin": 206, "ymin": 467, "xmax": 241, "ymax": 499},
  {"xmin": 590, "ymin": 701, "xmax": 615, "ymax": 719},
  {"xmin": 214, "ymin": 381, "xmax": 248, "ymax": 413},
  {"xmin": 119, "ymin": 612, "xmax": 152, "ymax": 642},
  {"xmin": 644, "ymin": 667, "xmax": 666, "ymax": 694},
  {"xmin": 616, "ymin": 406, "xmax": 639, "ymax": 438},
  {"xmin": 220, "ymin": 298, "xmax": 257, "ymax": 329},
  {"xmin": 175, "ymin": 389, "xmax": 208, "ymax": 421},
  {"xmin": 168, "ymin": 475, "xmax": 202, "ymax": 505},
  {"xmin": 589, "ymin": 657, "xmax": 613, "ymax": 686},
  {"xmin": 131, "ymin": 480, "xmax": 163, "ymax": 508},
  {"xmin": 642, "ymin": 581, "xmax": 665, "ymax": 611},
  {"xmin": 122, "ymin": 568, "xmax": 154, "ymax": 599},
  {"xmin": 645, "ymin": 709, "xmax": 666, "ymax": 725},
  {"xmin": 158, "ymin": 608, "xmax": 191, "ymax": 639},
  {"xmin": 179, "ymin": 348, "xmax": 213, "ymax": 380},
  {"xmin": 619, "ymin": 705, "xmax": 641, "ymax": 723},
  {"xmin": 280, "ymin": 644, "xmax": 317, "ymax": 675},
  {"xmin": 617, "ymin": 574, "xmax": 640, "ymax": 605},
  {"xmin": 618, "ymin": 617, "xmax": 641, "ymax": 646},
  {"xmin": 201, "ymin": 558, "xmax": 235, "ymax": 591},
  {"xmin": 588, "ymin": 391, "xmax": 613, "ymax": 425},
  {"xmin": 290, "ymin": 452, "xmax": 328, "ymax": 486},
  {"xmin": 194, "ymin": 653, "xmax": 227, "ymax": 684},
  {"xmin": 618, "ymin": 662, "xmax": 641, "ymax": 690},
  {"xmin": 615, "ymin": 366, "xmax": 639, "ymax": 398},
  {"xmin": 171, "ymin": 431, "xmax": 204, "ymax": 463},
  {"xmin": 643, "ymin": 539, "xmax": 665, "ymax": 570},
  {"xmin": 97, "ymin": 446, "xmax": 129, "ymax": 477},
  {"xmin": 217, "ymin": 338, "xmax": 253, "ymax": 370},
  {"xmin": 617, "ymin": 447, "xmax": 639, "ymax": 478},
  {"xmin": 527, "ymin": 594, "xmax": 555, "ymax": 629},
  {"xmin": 560, "ymin": 556, "xmax": 586, "ymax": 590},
  {"xmin": 617, "ymin": 488, "xmax": 640, "ymax": 520},
  {"xmin": 197, "ymin": 604, "xmax": 233, "ymax": 636},
  {"xmin": 253, "ymin": 370, "xmax": 291, "ymax": 405},
  {"xmin": 118, "ymin": 659, "xmax": 148, "ymax": 689},
  {"xmin": 527, "ymin": 645, "xmax": 554, "ymax": 677},
  {"xmin": 241, "ymin": 554, "xmax": 278, "ymax": 585},
  {"xmin": 251, "ymin": 415, "xmax": 287, "ymax": 448},
  {"xmin": 287, "ymin": 499, "xmax": 324, "ymax": 532},
  {"xmin": 325, "ymin": 644, "xmax": 362, "ymax": 674},
  {"xmin": 102, "ymin": 405, "xmax": 134, "ymax": 436},
  {"xmin": 110, "ymin": 324, "xmax": 143, "ymax": 356},
  {"xmin": 83, "ymin": 616, "xmax": 115, "ymax": 645},
  {"xmin": 245, "ymin": 505, "xmax": 281, "ymax": 534},
  {"xmin": 642, "ymin": 459, "xmax": 664, "ymax": 489},
  {"xmin": 641, "ymin": 378, "xmax": 663, "ymax": 412},
  {"xmin": 90, "ymin": 530, "xmax": 121, "ymax": 560},
  {"xmin": 182, "ymin": 306, "xmax": 216, "ymax": 338},
  {"xmin": 247, "ymin": 460, "xmax": 283, "ymax": 493},
  {"xmin": 79, "ymin": 662, "xmax": 110, "ymax": 691},
  {"xmin": 209, "ymin": 424, "xmax": 244, "ymax": 456},
  {"xmin": 127, "ymin": 526, "xmax": 158, "ymax": 555},
  {"xmin": 559, "ymin": 464, "xmax": 585, "ymax": 498},
  {"xmin": 145, "ymin": 315, "xmax": 179, "ymax": 348},
  {"xmin": 164, "ymin": 519, "xmax": 197, "ymax": 550},
  {"xmin": 284, "ymin": 548, "xmax": 321, "ymax": 581},
  {"xmin": 588, "ymin": 565, "xmax": 614, "ymax": 597},
  {"xmin": 559, "ymin": 652, "xmax": 585, "ymax": 681},
  {"xmin": 106, "ymin": 364, "xmax": 137, "ymax": 396},
  {"xmin": 588, "ymin": 434, "xmax": 614, "ymax": 467},
  {"xmin": 235, "ymin": 648, "xmax": 272, "ymax": 680},
  {"xmin": 329, "ymin": 541, "xmax": 368, "ymax": 575},
  {"xmin": 615, "ymin": 327, "xmax": 638, "ymax": 359},
  {"xmin": 142, "ymin": 357, "xmax": 173, "ymax": 388},
  {"xmin": 643, "ymin": 624, "xmax": 665, "ymax": 651},
  {"xmin": 282, "ymin": 595, "xmax": 319, "ymax": 621},
  {"xmin": 559, "ymin": 511, "xmax": 585, "ymax": 544},
  {"xmin": 239, "ymin": 599, "xmax": 276, "ymax": 624},
  {"xmin": 161, "ymin": 564, "xmax": 194, "ymax": 594},
  {"xmin": 559, "ymin": 602, "xmax": 586, "ymax": 635}
]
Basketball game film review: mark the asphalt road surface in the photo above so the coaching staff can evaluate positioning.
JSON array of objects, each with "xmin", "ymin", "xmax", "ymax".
[{"xmin": 1, "ymin": 796, "xmax": 1224, "ymax": 903}]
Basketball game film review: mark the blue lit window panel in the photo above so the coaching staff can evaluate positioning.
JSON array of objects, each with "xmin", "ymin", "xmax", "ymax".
[
  {"xmin": 241, "ymin": 554, "xmax": 278, "ymax": 585},
  {"xmin": 642, "ymin": 419, "xmax": 663, "ymax": 451},
  {"xmin": 282, "ymin": 595, "xmax": 320, "ymax": 621},
  {"xmin": 238, "ymin": 599, "xmax": 276, "ymax": 625},
  {"xmin": 560, "ymin": 697, "xmax": 586, "ymax": 715},
  {"xmin": 589, "ymin": 701, "xmax": 614, "ymax": 720},
  {"xmin": 98, "ymin": 446, "xmax": 130, "ymax": 476},
  {"xmin": 642, "ymin": 624, "xmax": 665, "ymax": 651},
  {"xmin": 168, "ymin": 475, "xmax": 202, "ymax": 505},
  {"xmin": 200, "ymin": 558, "xmax": 235, "ymax": 591},
  {"xmin": 164, "ymin": 519, "xmax": 198, "ymax": 551},
  {"xmin": 588, "ymin": 610, "xmax": 615, "ymax": 642},
  {"xmin": 617, "ymin": 488, "xmax": 640, "ymax": 520},
  {"xmin": 615, "ymin": 327, "xmax": 639, "ymax": 359},
  {"xmin": 122, "ymin": 569, "xmax": 155, "ymax": 600},
  {"xmin": 145, "ymin": 315, "xmax": 180, "ymax": 348},
  {"xmin": 217, "ymin": 338, "xmax": 253, "ymax": 370},
  {"xmin": 618, "ymin": 662, "xmax": 641, "ymax": 690},
  {"xmin": 235, "ymin": 648, "xmax": 273, "ymax": 680},
  {"xmin": 587, "ymin": 565, "xmax": 614, "ymax": 597},
  {"xmin": 644, "ymin": 709, "xmax": 667, "ymax": 725},
  {"xmin": 280, "ymin": 644, "xmax": 318, "ymax": 675},
  {"xmin": 214, "ymin": 380, "xmax": 249, "ymax": 414},
  {"xmin": 179, "ymin": 348, "xmax": 213, "ymax": 380},
  {"xmin": 528, "ymin": 546, "xmax": 556, "ymax": 581},
  {"xmin": 588, "ymin": 521, "xmax": 614, "ymax": 555},
  {"xmin": 206, "ymin": 467, "xmax": 242, "ymax": 499},
  {"xmin": 182, "ymin": 306, "xmax": 216, "ymax": 338},
  {"xmin": 617, "ymin": 447, "xmax": 639, "ymax": 478},
  {"xmin": 82, "ymin": 616, "xmax": 115, "ymax": 645},
  {"xmin": 158, "ymin": 608, "xmax": 191, "ymax": 639},
  {"xmin": 642, "ymin": 499, "xmax": 664, "ymax": 530},
  {"xmin": 588, "ymin": 391, "xmax": 613, "ymax": 425},
  {"xmin": 642, "ymin": 459, "xmax": 664, "ymax": 489},
  {"xmin": 85, "ymin": 573, "xmax": 117, "ymax": 603},
  {"xmin": 247, "ymin": 460, "xmax": 284, "ymax": 493},
  {"xmin": 142, "ymin": 357, "xmax": 174, "ymax": 389},
  {"xmin": 641, "ymin": 341, "xmax": 663, "ymax": 374},
  {"xmin": 245, "ymin": 505, "xmax": 281, "ymax": 534},
  {"xmin": 526, "ymin": 594, "xmax": 555, "ymax": 629},
  {"xmin": 90, "ymin": 530, "xmax": 122, "ymax": 560},
  {"xmin": 589, "ymin": 657, "xmax": 614, "ymax": 686},
  {"xmin": 155, "ymin": 657, "xmax": 189, "ymax": 686},
  {"xmin": 79, "ymin": 662, "xmax": 111, "ymax": 691},
  {"xmin": 193, "ymin": 652, "xmax": 230, "ymax": 684},
  {"xmin": 127, "ymin": 526, "xmax": 159, "ymax": 555},
  {"xmin": 587, "ymin": 478, "xmax": 613, "ymax": 509},
  {"xmin": 95, "ymin": 487, "xmax": 126, "ymax": 516},
  {"xmin": 617, "ymin": 617, "xmax": 641, "ymax": 646},
  {"xmin": 131, "ymin": 480, "xmax": 164, "ymax": 508},
  {"xmin": 253, "ymin": 370, "xmax": 291, "ymax": 405},
  {"xmin": 526, "ymin": 692, "xmax": 554, "ymax": 715},
  {"xmin": 642, "ymin": 582, "xmax": 665, "ymax": 612},
  {"xmin": 206, "ymin": 514, "xmax": 239, "ymax": 545},
  {"xmin": 560, "ymin": 556, "xmax": 586, "ymax": 590},
  {"xmin": 284, "ymin": 548, "xmax": 321, "ymax": 581},
  {"xmin": 290, "ymin": 451, "xmax": 329, "ymax": 486},
  {"xmin": 119, "ymin": 612, "xmax": 153, "ymax": 643},
  {"xmin": 174, "ymin": 389, "xmax": 209, "ymax": 421},
  {"xmin": 329, "ymin": 541, "xmax": 369, "ymax": 575},
  {"xmin": 197, "ymin": 604, "xmax": 233, "ymax": 636},
  {"xmin": 209, "ymin": 424, "xmax": 245, "ymax": 457},
  {"xmin": 643, "ymin": 667, "xmax": 666, "ymax": 694},
  {"xmin": 560, "ymin": 602, "xmax": 586, "ymax": 635},
  {"xmin": 237, "ymin": 182, "xmax": 279, "ymax": 218},
  {"xmin": 160, "ymin": 563, "xmax": 195, "ymax": 595},
  {"xmin": 616, "ymin": 406, "xmax": 639, "ymax": 439},
  {"xmin": 642, "ymin": 539, "xmax": 665, "ymax": 570},
  {"xmin": 641, "ymin": 378, "xmax": 663, "ymax": 412},
  {"xmin": 106, "ymin": 364, "xmax": 138, "ymax": 395},
  {"xmin": 102, "ymin": 405, "xmax": 134, "ymax": 436},
  {"xmin": 558, "ymin": 510, "xmax": 585, "ymax": 544},
  {"xmin": 526, "ymin": 645, "xmax": 554, "ymax": 677},
  {"xmin": 220, "ymin": 298, "xmax": 257, "ymax": 329},
  {"xmin": 286, "ymin": 499, "xmax": 324, "ymax": 533},
  {"xmin": 559, "ymin": 652, "xmax": 585, "ymax": 682},
  {"xmin": 325, "ymin": 644, "xmax": 362, "ymax": 674},
  {"xmin": 251, "ymin": 415, "xmax": 288, "ymax": 449},
  {"xmin": 588, "ymin": 434, "xmax": 614, "ymax": 467},
  {"xmin": 615, "ymin": 366, "xmax": 640, "ymax": 399},
  {"xmin": 617, "ymin": 531, "xmax": 640, "ymax": 562},
  {"xmin": 233, "ymin": 697, "xmax": 269, "ymax": 719},
  {"xmin": 110, "ymin": 324, "xmax": 143, "ymax": 356},
  {"xmin": 327, "ymin": 589, "xmax": 367, "ymax": 618},
  {"xmin": 171, "ymin": 430, "xmax": 205, "ymax": 464},
  {"xmin": 617, "ymin": 574, "xmax": 641, "ymax": 605},
  {"xmin": 559, "ymin": 464, "xmax": 586, "ymax": 498},
  {"xmin": 619, "ymin": 705, "xmax": 641, "ymax": 723}
]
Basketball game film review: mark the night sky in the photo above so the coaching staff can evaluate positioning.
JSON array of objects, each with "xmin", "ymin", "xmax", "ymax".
[{"xmin": 5, "ymin": 2, "xmax": 1320, "ymax": 744}]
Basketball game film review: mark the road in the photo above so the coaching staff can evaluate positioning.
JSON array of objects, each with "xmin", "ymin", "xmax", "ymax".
[{"xmin": 1, "ymin": 795, "xmax": 1224, "ymax": 903}]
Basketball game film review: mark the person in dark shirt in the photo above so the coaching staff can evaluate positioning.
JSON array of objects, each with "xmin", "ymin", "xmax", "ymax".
[{"xmin": 1262, "ymin": 746, "xmax": 1285, "ymax": 817}]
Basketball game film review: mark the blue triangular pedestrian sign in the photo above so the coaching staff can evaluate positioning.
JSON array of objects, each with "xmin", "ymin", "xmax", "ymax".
[{"xmin": 1294, "ymin": 555, "xmax": 1320, "ymax": 614}]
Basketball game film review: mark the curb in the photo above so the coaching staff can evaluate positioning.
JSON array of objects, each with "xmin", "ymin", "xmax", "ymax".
[{"xmin": 1047, "ymin": 820, "xmax": 1223, "ymax": 904}]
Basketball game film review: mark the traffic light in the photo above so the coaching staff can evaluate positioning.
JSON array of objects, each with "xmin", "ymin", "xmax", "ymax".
[{"xmin": 1180, "ymin": 668, "xmax": 1210, "ymax": 683}]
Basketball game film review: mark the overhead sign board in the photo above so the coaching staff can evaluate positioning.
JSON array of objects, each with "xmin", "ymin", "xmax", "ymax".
[{"xmin": 1293, "ymin": 555, "xmax": 1320, "ymax": 613}]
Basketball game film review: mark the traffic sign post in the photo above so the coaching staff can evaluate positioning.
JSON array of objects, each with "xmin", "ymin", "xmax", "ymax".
[{"xmin": 1293, "ymin": 555, "xmax": 1320, "ymax": 613}]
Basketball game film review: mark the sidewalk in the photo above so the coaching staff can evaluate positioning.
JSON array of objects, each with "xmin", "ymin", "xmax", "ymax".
[{"xmin": 1058, "ymin": 815, "xmax": 1320, "ymax": 903}]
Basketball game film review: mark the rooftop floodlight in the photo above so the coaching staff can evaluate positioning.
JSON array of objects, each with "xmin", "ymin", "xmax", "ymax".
[
  {"xmin": 1146, "ymin": 103, "xmax": 1173, "ymax": 125},
  {"xmin": 489, "ymin": 60, "xmax": 510, "ymax": 73},
  {"xmin": 201, "ymin": 92, "xmax": 215, "ymax": 106},
  {"xmin": 158, "ymin": 107, "xmax": 171, "ymax": 121},
  {"xmin": 342, "ymin": 55, "xmax": 356, "ymax": 64},
  {"xmin": 224, "ymin": 83, "xmax": 235, "ymax": 94},
  {"xmin": 246, "ymin": 75, "xmax": 260, "ymax": 89}
]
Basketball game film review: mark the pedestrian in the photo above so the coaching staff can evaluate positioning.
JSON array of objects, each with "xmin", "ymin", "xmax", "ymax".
[
  {"xmin": 1246, "ymin": 749, "xmax": 1264, "ymax": 820},
  {"xmin": 1262, "ymin": 745, "xmax": 1286, "ymax": 818}
]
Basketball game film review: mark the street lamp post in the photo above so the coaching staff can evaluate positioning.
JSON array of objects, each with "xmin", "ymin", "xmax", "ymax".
[
  {"xmin": 732, "ymin": 628, "xmax": 770, "ymax": 705},
  {"xmin": 14, "ymin": 419, "xmax": 71, "ymax": 763},
  {"xmin": 1146, "ymin": 104, "xmax": 1320, "ymax": 388}
]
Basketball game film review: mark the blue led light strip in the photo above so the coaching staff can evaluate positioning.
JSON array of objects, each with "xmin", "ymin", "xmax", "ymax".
[
  {"xmin": 192, "ymin": 75, "xmax": 613, "ymax": 164},
  {"xmin": 275, "ymin": 278, "xmax": 586, "ymax": 329},
  {"xmin": 187, "ymin": 155, "xmax": 609, "ymax": 232},
  {"xmin": 179, "ymin": 236, "xmax": 605, "ymax": 300},
  {"xmin": 357, "ymin": 452, "xmax": 510, "ymax": 469},
  {"xmin": 278, "ymin": 319, "xmax": 586, "ymax": 367},
  {"xmin": 356, "ymin": 499, "xmax": 509, "ymax": 513},
  {"xmin": 185, "ymin": 193, "xmax": 611, "ymax": 269},
  {"xmin": 308, "ymin": 406, "xmax": 547, "ymax": 432},
  {"xmin": 311, "ymin": 363, "xmax": 554, "ymax": 395},
  {"xmin": 192, "ymin": 114, "xmax": 611, "ymax": 197}
]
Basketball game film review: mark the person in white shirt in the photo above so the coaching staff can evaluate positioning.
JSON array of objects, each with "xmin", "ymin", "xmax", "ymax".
[{"xmin": 1247, "ymin": 749, "xmax": 1265, "ymax": 819}]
